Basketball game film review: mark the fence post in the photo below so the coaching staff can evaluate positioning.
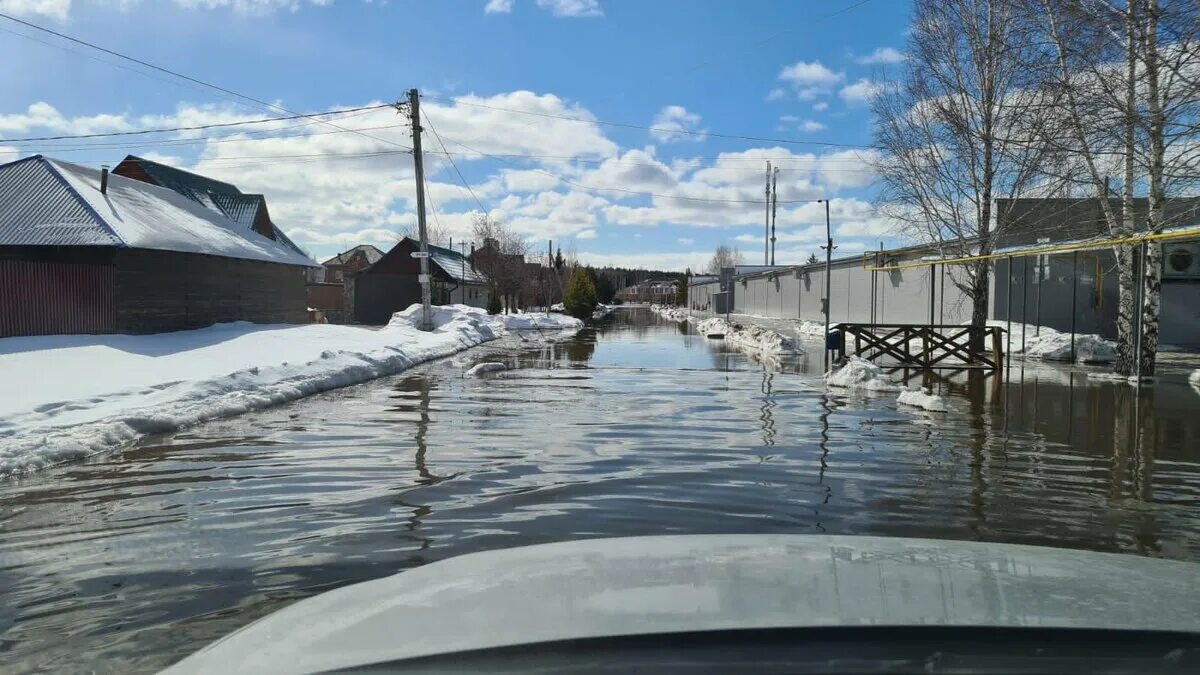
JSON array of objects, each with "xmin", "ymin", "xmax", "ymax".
[
  {"xmin": 1070, "ymin": 251, "xmax": 1078, "ymax": 362},
  {"xmin": 1005, "ymin": 256, "xmax": 1013, "ymax": 366},
  {"xmin": 1021, "ymin": 256, "xmax": 1029, "ymax": 354}
]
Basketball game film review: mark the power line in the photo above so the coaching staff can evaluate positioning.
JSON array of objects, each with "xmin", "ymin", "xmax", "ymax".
[
  {"xmin": 420, "ymin": 108, "xmax": 488, "ymax": 212},
  {"xmin": 421, "ymin": 95, "xmax": 874, "ymax": 149},
  {"xmin": 0, "ymin": 104, "xmax": 394, "ymax": 143},
  {"xmin": 434, "ymin": 133, "xmax": 825, "ymax": 205},
  {"xmin": 0, "ymin": 11, "xmax": 409, "ymax": 150}
]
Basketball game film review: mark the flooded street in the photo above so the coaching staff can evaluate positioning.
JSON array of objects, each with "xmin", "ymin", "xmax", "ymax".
[{"xmin": 2, "ymin": 307, "xmax": 1200, "ymax": 672}]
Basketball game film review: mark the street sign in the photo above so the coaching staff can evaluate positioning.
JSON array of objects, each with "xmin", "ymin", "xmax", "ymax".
[
  {"xmin": 410, "ymin": 251, "xmax": 430, "ymax": 258},
  {"xmin": 418, "ymin": 274, "xmax": 430, "ymax": 283}
]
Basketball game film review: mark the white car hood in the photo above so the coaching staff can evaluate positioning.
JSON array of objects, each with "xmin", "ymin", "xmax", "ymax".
[{"xmin": 165, "ymin": 535, "xmax": 1200, "ymax": 674}]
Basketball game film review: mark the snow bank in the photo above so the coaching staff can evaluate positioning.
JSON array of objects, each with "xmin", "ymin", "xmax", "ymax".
[
  {"xmin": 497, "ymin": 312, "xmax": 584, "ymax": 332},
  {"xmin": 0, "ymin": 304, "xmax": 582, "ymax": 477},
  {"xmin": 465, "ymin": 362, "xmax": 506, "ymax": 377},
  {"xmin": 797, "ymin": 320, "xmax": 828, "ymax": 338},
  {"xmin": 896, "ymin": 388, "xmax": 949, "ymax": 412},
  {"xmin": 1190, "ymin": 370, "xmax": 1200, "ymax": 395},
  {"xmin": 649, "ymin": 304, "xmax": 690, "ymax": 322},
  {"xmin": 824, "ymin": 357, "xmax": 904, "ymax": 392},
  {"xmin": 697, "ymin": 318, "xmax": 804, "ymax": 355},
  {"xmin": 591, "ymin": 304, "xmax": 615, "ymax": 320},
  {"xmin": 987, "ymin": 320, "xmax": 1116, "ymax": 363}
]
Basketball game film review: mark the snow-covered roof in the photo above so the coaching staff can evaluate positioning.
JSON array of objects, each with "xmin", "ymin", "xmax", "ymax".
[
  {"xmin": 117, "ymin": 155, "xmax": 308, "ymax": 258},
  {"xmin": 428, "ymin": 241, "xmax": 488, "ymax": 285},
  {"xmin": 322, "ymin": 244, "xmax": 384, "ymax": 266},
  {"xmin": 0, "ymin": 155, "xmax": 317, "ymax": 267}
]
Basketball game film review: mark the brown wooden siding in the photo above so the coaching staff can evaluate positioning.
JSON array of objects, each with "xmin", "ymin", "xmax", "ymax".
[
  {"xmin": 0, "ymin": 257, "xmax": 116, "ymax": 337},
  {"xmin": 114, "ymin": 249, "xmax": 307, "ymax": 333}
]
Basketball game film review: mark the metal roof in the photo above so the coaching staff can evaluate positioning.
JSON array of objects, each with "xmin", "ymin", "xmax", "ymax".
[
  {"xmin": 428, "ymin": 242, "xmax": 488, "ymax": 285},
  {"xmin": 0, "ymin": 155, "xmax": 317, "ymax": 267},
  {"xmin": 0, "ymin": 156, "xmax": 121, "ymax": 247},
  {"xmin": 121, "ymin": 155, "xmax": 309, "ymax": 258},
  {"xmin": 322, "ymin": 244, "xmax": 385, "ymax": 266}
]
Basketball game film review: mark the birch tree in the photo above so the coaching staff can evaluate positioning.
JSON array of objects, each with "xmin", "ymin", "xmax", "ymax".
[
  {"xmin": 1034, "ymin": 0, "xmax": 1199, "ymax": 375},
  {"xmin": 872, "ymin": 0, "xmax": 1059, "ymax": 348}
]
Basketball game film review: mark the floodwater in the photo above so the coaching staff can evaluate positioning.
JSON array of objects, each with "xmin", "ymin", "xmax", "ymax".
[{"xmin": 2, "ymin": 307, "xmax": 1200, "ymax": 672}]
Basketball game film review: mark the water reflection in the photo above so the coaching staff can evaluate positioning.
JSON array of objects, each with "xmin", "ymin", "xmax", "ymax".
[{"xmin": 0, "ymin": 307, "xmax": 1198, "ymax": 672}]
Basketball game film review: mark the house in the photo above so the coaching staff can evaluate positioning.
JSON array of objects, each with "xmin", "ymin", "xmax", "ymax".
[
  {"xmin": 113, "ymin": 155, "xmax": 307, "ymax": 258},
  {"xmin": 303, "ymin": 244, "xmax": 384, "ymax": 323},
  {"xmin": 347, "ymin": 237, "xmax": 489, "ymax": 324},
  {"xmin": 0, "ymin": 155, "xmax": 316, "ymax": 337},
  {"xmin": 617, "ymin": 279, "xmax": 679, "ymax": 304},
  {"xmin": 319, "ymin": 244, "xmax": 383, "ymax": 283}
]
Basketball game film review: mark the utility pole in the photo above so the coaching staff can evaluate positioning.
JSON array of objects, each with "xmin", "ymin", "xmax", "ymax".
[
  {"xmin": 819, "ymin": 199, "xmax": 835, "ymax": 370},
  {"xmin": 770, "ymin": 166, "xmax": 779, "ymax": 265},
  {"xmin": 402, "ymin": 88, "xmax": 433, "ymax": 331},
  {"xmin": 763, "ymin": 161, "xmax": 772, "ymax": 265}
]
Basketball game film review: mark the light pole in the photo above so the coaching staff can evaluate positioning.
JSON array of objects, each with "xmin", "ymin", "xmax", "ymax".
[{"xmin": 819, "ymin": 199, "xmax": 835, "ymax": 370}]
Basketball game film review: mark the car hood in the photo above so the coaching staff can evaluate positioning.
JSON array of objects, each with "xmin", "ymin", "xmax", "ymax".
[{"xmin": 164, "ymin": 534, "xmax": 1200, "ymax": 674}]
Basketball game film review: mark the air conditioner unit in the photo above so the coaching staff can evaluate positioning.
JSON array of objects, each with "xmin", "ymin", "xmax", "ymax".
[{"xmin": 1163, "ymin": 241, "xmax": 1200, "ymax": 279}]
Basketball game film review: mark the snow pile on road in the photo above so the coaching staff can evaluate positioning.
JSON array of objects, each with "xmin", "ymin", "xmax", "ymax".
[
  {"xmin": 824, "ymin": 357, "xmax": 904, "ymax": 392},
  {"xmin": 697, "ymin": 317, "xmax": 804, "ymax": 355},
  {"xmin": 465, "ymin": 362, "xmax": 506, "ymax": 377},
  {"xmin": 896, "ymin": 388, "xmax": 949, "ymax": 412},
  {"xmin": 496, "ymin": 311, "xmax": 584, "ymax": 331},
  {"xmin": 649, "ymin": 304, "xmax": 690, "ymax": 322},
  {"xmin": 0, "ymin": 304, "xmax": 582, "ymax": 477},
  {"xmin": 825, "ymin": 357, "xmax": 950, "ymax": 412},
  {"xmin": 797, "ymin": 320, "xmax": 828, "ymax": 338},
  {"xmin": 988, "ymin": 321, "xmax": 1116, "ymax": 363}
]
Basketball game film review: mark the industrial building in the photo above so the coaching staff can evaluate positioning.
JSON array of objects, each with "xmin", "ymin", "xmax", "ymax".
[{"xmin": 689, "ymin": 198, "xmax": 1200, "ymax": 348}]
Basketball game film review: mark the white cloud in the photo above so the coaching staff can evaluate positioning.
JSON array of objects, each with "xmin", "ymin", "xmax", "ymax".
[
  {"xmin": 650, "ymin": 105, "xmax": 704, "ymax": 143},
  {"xmin": 576, "ymin": 228, "xmax": 597, "ymax": 239},
  {"xmin": 172, "ymin": 0, "xmax": 335, "ymax": 13},
  {"xmin": 0, "ymin": 102, "xmax": 131, "ymax": 135},
  {"xmin": 484, "ymin": 0, "xmax": 513, "ymax": 12},
  {"xmin": 765, "ymin": 88, "xmax": 787, "ymax": 102},
  {"xmin": 577, "ymin": 250, "xmax": 708, "ymax": 273},
  {"xmin": 778, "ymin": 60, "xmax": 843, "ymax": 100},
  {"xmin": 535, "ymin": 0, "xmax": 601, "ymax": 17},
  {"xmin": 856, "ymin": 47, "xmax": 906, "ymax": 65},
  {"xmin": 840, "ymin": 79, "xmax": 883, "ymax": 106},
  {"xmin": 799, "ymin": 120, "xmax": 826, "ymax": 132},
  {"xmin": 812, "ymin": 101, "xmax": 829, "ymax": 112},
  {"xmin": 0, "ymin": 0, "xmax": 70, "ymax": 20},
  {"xmin": 676, "ymin": 237, "xmax": 694, "ymax": 245}
]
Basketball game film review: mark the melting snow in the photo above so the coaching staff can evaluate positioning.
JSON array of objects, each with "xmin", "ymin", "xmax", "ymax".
[
  {"xmin": 824, "ymin": 357, "xmax": 904, "ymax": 392},
  {"xmin": 988, "ymin": 321, "xmax": 1116, "ymax": 363},
  {"xmin": 896, "ymin": 388, "xmax": 949, "ymax": 412},
  {"xmin": 649, "ymin": 304, "xmax": 691, "ymax": 322},
  {"xmin": 465, "ymin": 362, "xmax": 506, "ymax": 377},
  {"xmin": 0, "ymin": 304, "xmax": 581, "ymax": 477},
  {"xmin": 697, "ymin": 318, "xmax": 804, "ymax": 355}
]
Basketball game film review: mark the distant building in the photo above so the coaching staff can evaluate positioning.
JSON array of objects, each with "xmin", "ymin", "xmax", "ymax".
[
  {"xmin": 305, "ymin": 244, "xmax": 384, "ymax": 323},
  {"xmin": 617, "ymin": 279, "xmax": 679, "ymax": 304},
  {"xmin": 319, "ymin": 244, "xmax": 383, "ymax": 283},
  {"xmin": 0, "ymin": 155, "xmax": 315, "ymax": 337},
  {"xmin": 347, "ymin": 237, "xmax": 489, "ymax": 324}
]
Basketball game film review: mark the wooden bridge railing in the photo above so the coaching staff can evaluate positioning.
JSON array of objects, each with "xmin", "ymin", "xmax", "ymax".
[{"xmin": 831, "ymin": 323, "xmax": 1005, "ymax": 370}]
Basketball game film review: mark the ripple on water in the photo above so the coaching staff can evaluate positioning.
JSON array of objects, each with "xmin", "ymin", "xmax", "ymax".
[{"xmin": 1, "ymin": 310, "xmax": 1199, "ymax": 672}]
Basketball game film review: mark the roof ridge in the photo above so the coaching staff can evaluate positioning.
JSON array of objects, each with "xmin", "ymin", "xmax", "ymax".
[
  {"xmin": 124, "ymin": 154, "xmax": 243, "ymax": 194},
  {"xmin": 40, "ymin": 157, "xmax": 125, "ymax": 247}
]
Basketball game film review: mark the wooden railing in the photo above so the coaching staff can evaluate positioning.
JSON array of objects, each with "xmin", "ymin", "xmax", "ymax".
[{"xmin": 831, "ymin": 323, "xmax": 1006, "ymax": 370}]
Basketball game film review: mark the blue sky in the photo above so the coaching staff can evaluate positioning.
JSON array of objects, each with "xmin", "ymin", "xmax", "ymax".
[{"xmin": 0, "ymin": 0, "xmax": 913, "ymax": 270}]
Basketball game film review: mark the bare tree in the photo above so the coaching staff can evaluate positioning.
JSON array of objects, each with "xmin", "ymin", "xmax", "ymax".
[
  {"xmin": 1033, "ymin": 0, "xmax": 1199, "ymax": 375},
  {"xmin": 705, "ymin": 245, "xmax": 744, "ymax": 274},
  {"xmin": 471, "ymin": 213, "xmax": 529, "ymax": 313},
  {"xmin": 872, "ymin": 0, "xmax": 1061, "ymax": 346},
  {"xmin": 398, "ymin": 220, "xmax": 451, "ymax": 247}
]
